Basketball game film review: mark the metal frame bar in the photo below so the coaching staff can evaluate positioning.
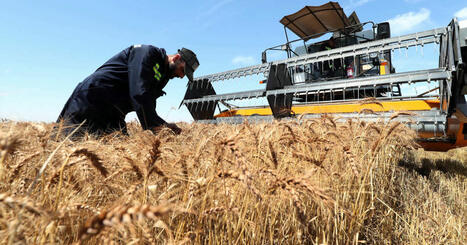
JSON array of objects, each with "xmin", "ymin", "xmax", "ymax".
[
  {"xmin": 194, "ymin": 27, "xmax": 447, "ymax": 83},
  {"xmin": 270, "ymin": 69, "xmax": 450, "ymax": 95},
  {"xmin": 182, "ymin": 68, "xmax": 450, "ymax": 105},
  {"xmin": 199, "ymin": 110, "xmax": 447, "ymax": 138}
]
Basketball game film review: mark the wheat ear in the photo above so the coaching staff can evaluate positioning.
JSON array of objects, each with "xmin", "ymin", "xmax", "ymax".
[{"xmin": 77, "ymin": 204, "xmax": 175, "ymax": 243}]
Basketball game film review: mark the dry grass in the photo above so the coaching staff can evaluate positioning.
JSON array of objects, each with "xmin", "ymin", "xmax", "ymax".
[{"xmin": 0, "ymin": 119, "xmax": 465, "ymax": 244}]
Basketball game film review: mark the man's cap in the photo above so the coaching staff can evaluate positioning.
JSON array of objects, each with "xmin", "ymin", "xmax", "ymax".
[{"xmin": 178, "ymin": 48, "xmax": 199, "ymax": 82}]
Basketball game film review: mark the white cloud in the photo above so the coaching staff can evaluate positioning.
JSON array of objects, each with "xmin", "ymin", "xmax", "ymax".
[
  {"xmin": 202, "ymin": 0, "xmax": 234, "ymax": 17},
  {"xmin": 232, "ymin": 56, "xmax": 256, "ymax": 66},
  {"xmin": 387, "ymin": 8, "xmax": 431, "ymax": 36},
  {"xmin": 404, "ymin": 0, "xmax": 424, "ymax": 3},
  {"xmin": 343, "ymin": 0, "xmax": 373, "ymax": 12},
  {"xmin": 195, "ymin": 0, "xmax": 234, "ymax": 30},
  {"xmin": 454, "ymin": 7, "xmax": 467, "ymax": 20},
  {"xmin": 350, "ymin": 0, "xmax": 371, "ymax": 7}
]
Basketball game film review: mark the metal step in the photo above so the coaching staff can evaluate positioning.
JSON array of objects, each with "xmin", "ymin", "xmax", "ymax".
[
  {"xmin": 194, "ymin": 27, "xmax": 447, "ymax": 83},
  {"xmin": 182, "ymin": 68, "xmax": 450, "ymax": 105}
]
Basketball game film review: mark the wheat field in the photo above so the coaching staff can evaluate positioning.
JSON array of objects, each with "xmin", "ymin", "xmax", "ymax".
[{"xmin": 0, "ymin": 118, "xmax": 465, "ymax": 244}]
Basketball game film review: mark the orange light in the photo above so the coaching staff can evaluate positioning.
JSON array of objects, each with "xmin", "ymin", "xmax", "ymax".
[{"xmin": 259, "ymin": 80, "xmax": 266, "ymax": 84}]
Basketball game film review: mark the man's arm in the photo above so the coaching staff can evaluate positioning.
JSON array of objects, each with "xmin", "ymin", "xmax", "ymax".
[{"xmin": 127, "ymin": 45, "xmax": 167, "ymax": 130}]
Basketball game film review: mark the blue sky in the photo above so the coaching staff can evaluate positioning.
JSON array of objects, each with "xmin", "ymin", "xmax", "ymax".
[{"xmin": 1, "ymin": 0, "xmax": 467, "ymax": 123}]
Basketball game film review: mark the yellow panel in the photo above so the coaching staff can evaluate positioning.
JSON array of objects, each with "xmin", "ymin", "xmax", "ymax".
[
  {"xmin": 380, "ymin": 65, "xmax": 385, "ymax": 75},
  {"xmin": 215, "ymin": 99, "xmax": 467, "ymax": 151},
  {"xmin": 216, "ymin": 100, "xmax": 440, "ymax": 117}
]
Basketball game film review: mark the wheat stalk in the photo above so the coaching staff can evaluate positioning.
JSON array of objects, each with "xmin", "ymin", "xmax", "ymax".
[
  {"xmin": 218, "ymin": 170, "xmax": 263, "ymax": 201},
  {"xmin": 359, "ymin": 108, "xmax": 377, "ymax": 114},
  {"xmin": 389, "ymin": 111, "xmax": 416, "ymax": 121},
  {"xmin": 344, "ymin": 146, "xmax": 359, "ymax": 176},
  {"xmin": 0, "ymin": 134, "xmax": 21, "ymax": 179},
  {"xmin": 202, "ymin": 206, "xmax": 239, "ymax": 216},
  {"xmin": 0, "ymin": 193, "xmax": 50, "ymax": 216},
  {"xmin": 359, "ymin": 97, "xmax": 384, "ymax": 107},
  {"xmin": 77, "ymin": 204, "xmax": 176, "ymax": 243},
  {"xmin": 72, "ymin": 148, "xmax": 108, "ymax": 177},
  {"xmin": 268, "ymin": 141, "xmax": 279, "ymax": 169},
  {"xmin": 9, "ymin": 151, "xmax": 40, "ymax": 183}
]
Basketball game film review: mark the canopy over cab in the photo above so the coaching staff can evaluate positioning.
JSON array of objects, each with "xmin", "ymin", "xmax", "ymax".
[{"xmin": 279, "ymin": 1, "xmax": 361, "ymax": 40}]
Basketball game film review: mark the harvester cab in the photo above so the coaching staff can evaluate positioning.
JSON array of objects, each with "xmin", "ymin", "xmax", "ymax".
[
  {"xmin": 265, "ymin": 4, "xmax": 392, "ymax": 84},
  {"xmin": 181, "ymin": 1, "xmax": 467, "ymax": 151},
  {"xmin": 265, "ymin": 3, "xmax": 397, "ymax": 102}
]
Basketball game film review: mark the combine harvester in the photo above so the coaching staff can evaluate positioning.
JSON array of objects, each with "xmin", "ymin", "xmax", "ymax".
[{"xmin": 181, "ymin": 2, "xmax": 467, "ymax": 151}]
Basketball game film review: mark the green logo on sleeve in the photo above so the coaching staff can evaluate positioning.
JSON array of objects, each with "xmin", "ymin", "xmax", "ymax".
[{"xmin": 153, "ymin": 63, "xmax": 162, "ymax": 81}]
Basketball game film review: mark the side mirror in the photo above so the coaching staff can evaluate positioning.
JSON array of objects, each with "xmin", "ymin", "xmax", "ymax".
[
  {"xmin": 376, "ymin": 22, "xmax": 391, "ymax": 40},
  {"xmin": 261, "ymin": 51, "xmax": 267, "ymax": 64}
]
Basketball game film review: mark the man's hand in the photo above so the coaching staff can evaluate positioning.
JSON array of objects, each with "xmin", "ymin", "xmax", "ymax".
[
  {"xmin": 152, "ymin": 123, "xmax": 182, "ymax": 135},
  {"xmin": 165, "ymin": 123, "xmax": 182, "ymax": 135}
]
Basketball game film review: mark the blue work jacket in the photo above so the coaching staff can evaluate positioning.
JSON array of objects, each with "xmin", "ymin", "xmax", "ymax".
[{"xmin": 58, "ymin": 45, "xmax": 170, "ymax": 132}]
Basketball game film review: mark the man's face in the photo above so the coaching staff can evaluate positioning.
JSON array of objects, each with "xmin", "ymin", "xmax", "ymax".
[{"xmin": 168, "ymin": 59, "xmax": 186, "ymax": 79}]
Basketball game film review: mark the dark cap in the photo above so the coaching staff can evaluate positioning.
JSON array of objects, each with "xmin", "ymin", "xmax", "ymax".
[{"xmin": 178, "ymin": 48, "xmax": 199, "ymax": 82}]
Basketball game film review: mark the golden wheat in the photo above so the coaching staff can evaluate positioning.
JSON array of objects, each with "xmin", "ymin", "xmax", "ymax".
[{"xmin": 0, "ymin": 119, "xmax": 464, "ymax": 244}]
